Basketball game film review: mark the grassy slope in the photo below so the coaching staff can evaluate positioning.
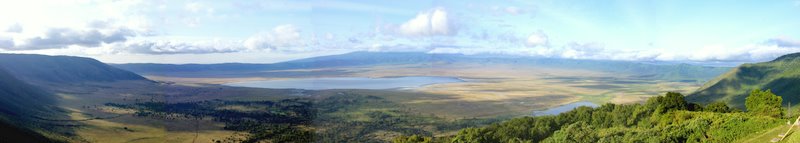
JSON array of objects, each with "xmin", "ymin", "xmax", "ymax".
[
  {"xmin": 688, "ymin": 52, "xmax": 800, "ymax": 108},
  {"xmin": 0, "ymin": 68, "xmax": 63, "ymax": 142},
  {"xmin": 0, "ymin": 68, "xmax": 57, "ymax": 117}
]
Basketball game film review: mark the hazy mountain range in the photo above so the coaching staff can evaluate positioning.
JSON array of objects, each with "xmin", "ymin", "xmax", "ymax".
[{"xmin": 114, "ymin": 52, "xmax": 732, "ymax": 82}]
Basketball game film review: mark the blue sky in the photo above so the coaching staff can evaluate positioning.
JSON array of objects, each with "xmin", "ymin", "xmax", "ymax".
[{"xmin": 0, "ymin": 0, "xmax": 799, "ymax": 64}]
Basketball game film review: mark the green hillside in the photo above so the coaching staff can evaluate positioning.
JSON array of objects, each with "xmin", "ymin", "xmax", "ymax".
[
  {"xmin": 0, "ymin": 68, "xmax": 58, "ymax": 117},
  {"xmin": 688, "ymin": 52, "xmax": 800, "ymax": 109},
  {"xmin": 395, "ymin": 92, "xmax": 786, "ymax": 143},
  {"xmin": 0, "ymin": 68, "xmax": 63, "ymax": 142},
  {"xmin": 0, "ymin": 54, "xmax": 147, "ymax": 84}
]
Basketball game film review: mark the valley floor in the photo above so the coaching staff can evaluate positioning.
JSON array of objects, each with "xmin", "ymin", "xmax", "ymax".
[
  {"xmin": 42, "ymin": 64, "xmax": 707, "ymax": 142},
  {"xmin": 147, "ymin": 63, "xmax": 703, "ymax": 118}
]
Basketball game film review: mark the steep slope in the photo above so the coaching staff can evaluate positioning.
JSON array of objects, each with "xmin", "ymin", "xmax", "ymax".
[
  {"xmin": 0, "ymin": 68, "xmax": 60, "ymax": 142},
  {"xmin": 0, "ymin": 67, "xmax": 57, "ymax": 117},
  {"xmin": 115, "ymin": 51, "xmax": 730, "ymax": 82},
  {"xmin": 688, "ymin": 52, "xmax": 800, "ymax": 108},
  {"xmin": 0, "ymin": 54, "xmax": 147, "ymax": 84}
]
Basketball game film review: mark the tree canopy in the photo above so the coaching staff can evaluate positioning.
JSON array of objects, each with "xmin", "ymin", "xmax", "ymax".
[{"xmin": 745, "ymin": 89, "xmax": 784, "ymax": 118}]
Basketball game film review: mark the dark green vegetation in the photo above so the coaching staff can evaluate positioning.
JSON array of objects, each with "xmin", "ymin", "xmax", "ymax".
[
  {"xmin": 107, "ymin": 93, "xmax": 502, "ymax": 142},
  {"xmin": 396, "ymin": 92, "xmax": 787, "ymax": 143},
  {"xmin": 106, "ymin": 99, "xmax": 315, "ymax": 143},
  {"xmin": 0, "ymin": 118, "xmax": 54, "ymax": 143},
  {"xmin": 0, "ymin": 68, "xmax": 62, "ymax": 142},
  {"xmin": 0, "ymin": 68, "xmax": 58, "ymax": 121},
  {"xmin": 689, "ymin": 52, "xmax": 800, "ymax": 108},
  {"xmin": 745, "ymin": 89, "xmax": 784, "ymax": 118},
  {"xmin": 114, "ymin": 52, "xmax": 730, "ymax": 82}
]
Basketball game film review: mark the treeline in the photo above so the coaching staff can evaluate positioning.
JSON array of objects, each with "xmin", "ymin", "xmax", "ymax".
[
  {"xmin": 107, "ymin": 99, "xmax": 316, "ymax": 143},
  {"xmin": 396, "ymin": 89, "xmax": 787, "ymax": 143}
]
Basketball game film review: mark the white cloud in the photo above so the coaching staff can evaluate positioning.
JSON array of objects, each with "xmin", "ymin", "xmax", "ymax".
[
  {"xmin": 429, "ymin": 37, "xmax": 800, "ymax": 63},
  {"xmin": 5, "ymin": 23, "xmax": 137, "ymax": 50},
  {"xmin": 104, "ymin": 24, "xmax": 312, "ymax": 55},
  {"xmin": 687, "ymin": 41, "xmax": 800, "ymax": 62},
  {"xmin": 526, "ymin": 31, "xmax": 548, "ymax": 47},
  {"xmin": 243, "ymin": 24, "xmax": 306, "ymax": 51},
  {"xmin": 765, "ymin": 37, "xmax": 800, "ymax": 47},
  {"xmin": 118, "ymin": 39, "xmax": 243, "ymax": 55},
  {"xmin": 399, "ymin": 7, "xmax": 457, "ymax": 36}
]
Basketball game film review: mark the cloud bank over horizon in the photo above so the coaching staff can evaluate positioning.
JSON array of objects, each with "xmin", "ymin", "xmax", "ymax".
[{"xmin": 0, "ymin": 0, "xmax": 799, "ymax": 64}]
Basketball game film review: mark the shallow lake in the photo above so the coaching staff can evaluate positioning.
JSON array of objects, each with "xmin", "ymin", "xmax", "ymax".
[
  {"xmin": 224, "ymin": 76, "xmax": 464, "ymax": 90},
  {"xmin": 531, "ymin": 101, "xmax": 599, "ymax": 116}
]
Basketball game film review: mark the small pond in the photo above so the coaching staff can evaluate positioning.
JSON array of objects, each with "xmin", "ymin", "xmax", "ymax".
[{"xmin": 531, "ymin": 101, "xmax": 599, "ymax": 116}]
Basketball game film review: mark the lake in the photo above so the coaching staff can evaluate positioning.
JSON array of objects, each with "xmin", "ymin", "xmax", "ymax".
[
  {"xmin": 224, "ymin": 76, "xmax": 464, "ymax": 90},
  {"xmin": 531, "ymin": 101, "xmax": 599, "ymax": 116}
]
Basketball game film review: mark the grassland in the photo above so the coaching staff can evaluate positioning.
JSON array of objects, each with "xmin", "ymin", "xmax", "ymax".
[
  {"xmin": 44, "ymin": 63, "xmax": 708, "ymax": 142},
  {"xmin": 148, "ymin": 63, "xmax": 702, "ymax": 118}
]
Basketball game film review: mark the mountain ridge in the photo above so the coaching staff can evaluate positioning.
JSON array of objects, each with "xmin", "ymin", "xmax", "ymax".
[
  {"xmin": 688, "ymin": 52, "xmax": 800, "ymax": 109},
  {"xmin": 114, "ymin": 51, "xmax": 731, "ymax": 82},
  {"xmin": 0, "ymin": 54, "xmax": 148, "ymax": 85}
]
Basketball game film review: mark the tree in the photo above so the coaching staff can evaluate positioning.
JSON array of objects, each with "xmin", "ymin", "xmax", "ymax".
[
  {"xmin": 541, "ymin": 122, "xmax": 597, "ymax": 143},
  {"xmin": 393, "ymin": 135, "xmax": 432, "ymax": 143},
  {"xmin": 705, "ymin": 102, "xmax": 732, "ymax": 113},
  {"xmin": 745, "ymin": 89, "xmax": 783, "ymax": 118},
  {"xmin": 647, "ymin": 92, "xmax": 689, "ymax": 113}
]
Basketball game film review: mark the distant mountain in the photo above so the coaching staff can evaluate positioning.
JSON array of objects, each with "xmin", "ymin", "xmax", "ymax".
[
  {"xmin": 114, "ymin": 52, "xmax": 471, "ymax": 73},
  {"xmin": 688, "ymin": 52, "xmax": 800, "ymax": 108},
  {"xmin": 0, "ymin": 54, "xmax": 148, "ymax": 84},
  {"xmin": 114, "ymin": 51, "xmax": 730, "ymax": 82}
]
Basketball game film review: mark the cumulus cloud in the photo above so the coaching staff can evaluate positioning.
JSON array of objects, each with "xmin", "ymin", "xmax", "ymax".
[
  {"xmin": 106, "ymin": 24, "xmax": 313, "ymax": 55},
  {"xmin": 0, "ymin": 19, "xmax": 146, "ymax": 51},
  {"xmin": 118, "ymin": 40, "xmax": 243, "ymax": 55},
  {"xmin": 687, "ymin": 39, "xmax": 800, "ymax": 62},
  {"xmin": 244, "ymin": 24, "xmax": 305, "ymax": 51},
  {"xmin": 10, "ymin": 27, "xmax": 136, "ymax": 50},
  {"xmin": 399, "ymin": 7, "xmax": 457, "ymax": 36},
  {"xmin": 526, "ymin": 31, "xmax": 548, "ymax": 47},
  {"xmin": 764, "ymin": 38, "xmax": 800, "ymax": 47}
]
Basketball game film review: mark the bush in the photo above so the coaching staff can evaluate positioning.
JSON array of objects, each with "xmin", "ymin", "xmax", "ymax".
[
  {"xmin": 705, "ymin": 102, "xmax": 732, "ymax": 113},
  {"xmin": 745, "ymin": 89, "xmax": 784, "ymax": 118}
]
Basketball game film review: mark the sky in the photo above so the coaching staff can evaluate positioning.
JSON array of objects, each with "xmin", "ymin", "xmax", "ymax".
[{"xmin": 0, "ymin": 0, "xmax": 799, "ymax": 64}]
